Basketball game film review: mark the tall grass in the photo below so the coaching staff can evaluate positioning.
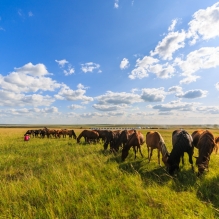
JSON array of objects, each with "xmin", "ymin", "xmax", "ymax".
[{"xmin": 0, "ymin": 127, "xmax": 218, "ymax": 218}]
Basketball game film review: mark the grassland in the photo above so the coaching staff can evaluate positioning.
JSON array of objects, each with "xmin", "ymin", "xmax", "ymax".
[{"xmin": 0, "ymin": 126, "xmax": 219, "ymax": 219}]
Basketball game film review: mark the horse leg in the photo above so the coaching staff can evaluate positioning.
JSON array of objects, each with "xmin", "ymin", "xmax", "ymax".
[
  {"xmin": 188, "ymin": 152, "xmax": 194, "ymax": 172},
  {"xmin": 157, "ymin": 149, "xmax": 161, "ymax": 166},
  {"xmin": 149, "ymin": 148, "xmax": 153, "ymax": 163},
  {"xmin": 134, "ymin": 147, "xmax": 137, "ymax": 159},
  {"xmin": 138, "ymin": 146, "xmax": 144, "ymax": 158}
]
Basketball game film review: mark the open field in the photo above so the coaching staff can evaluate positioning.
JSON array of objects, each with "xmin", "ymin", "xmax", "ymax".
[{"xmin": 0, "ymin": 126, "xmax": 219, "ymax": 218}]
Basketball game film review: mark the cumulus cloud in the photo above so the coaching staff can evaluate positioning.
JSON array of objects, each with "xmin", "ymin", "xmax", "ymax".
[
  {"xmin": 0, "ymin": 63, "xmax": 60, "ymax": 94},
  {"xmin": 168, "ymin": 86, "xmax": 183, "ymax": 94},
  {"xmin": 54, "ymin": 84, "xmax": 93, "ymax": 103},
  {"xmin": 128, "ymin": 56, "xmax": 159, "ymax": 79},
  {"xmin": 153, "ymin": 100, "xmax": 197, "ymax": 112},
  {"xmin": 141, "ymin": 88, "xmax": 166, "ymax": 102},
  {"xmin": 120, "ymin": 58, "xmax": 129, "ymax": 69},
  {"xmin": 188, "ymin": 2, "xmax": 219, "ymax": 45},
  {"xmin": 150, "ymin": 30, "xmax": 186, "ymax": 60},
  {"xmin": 14, "ymin": 62, "xmax": 50, "ymax": 77},
  {"xmin": 176, "ymin": 89, "xmax": 208, "ymax": 99},
  {"xmin": 0, "ymin": 90, "xmax": 55, "ymax": 107},
  {"xmin": 81, "ymin": 62, "xmax": 101, "ymax": 73},
  {"xmin": 95, "ymin": 91, "xmax": 142, "ymax": 105},
  {"xmin": 176, "ymin": 47, "xmax": 219, "ymax": 84}
]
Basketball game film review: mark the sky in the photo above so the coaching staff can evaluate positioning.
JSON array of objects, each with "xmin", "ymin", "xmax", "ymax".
[{"xmin": 0, "ymin": 0, "xmax": 219, "ymax": 125}]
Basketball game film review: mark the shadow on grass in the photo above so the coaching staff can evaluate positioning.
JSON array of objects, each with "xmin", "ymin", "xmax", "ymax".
[{"xmin": 197, "ymin": 175, "xmax": 219, "ymax": 209}]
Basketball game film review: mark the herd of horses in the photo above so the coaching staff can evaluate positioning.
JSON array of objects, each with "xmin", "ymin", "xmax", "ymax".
[{"xmin": 25, "ymin": 127, "xmax": 219, "ymax": 176}]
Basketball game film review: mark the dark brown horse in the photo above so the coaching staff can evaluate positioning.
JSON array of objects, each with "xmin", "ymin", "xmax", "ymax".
[
  {"xmin": 121, "ymin": 130, "xmax": 145, "ymax": 161},
  {"xmin": 114, "ymin": 129, "xmax": 135, "ymax": 151},
  {"xmin": 104, "ymin": 130, "xmax": 122, "ymax": 152},
  {"xmin": 146, "ymin": 131, "xmax": 169, "ymax": 166},
  {"xmin": 68, "ymin": 130, "xmax": 77, "ymax": 139},
  {"xmin": 195, "ymin": 130, "xmax": 216, "ymax": 176},
  {"xmin": 167, "ymin": 130, "xmax": 194, "ymax": 175},
  {"xmin": 77, "ymin": 130, "xmax": 99, "ymax": 143}
]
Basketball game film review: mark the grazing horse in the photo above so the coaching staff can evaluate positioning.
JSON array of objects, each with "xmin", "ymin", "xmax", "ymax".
[
  {"xmin": 146, "ymin": 131, "xmax": 169, "ymax": 166},
  {"xmin": 68, "ymin": 130, "xmax": 77, "ymax": 139},
  {"xmin": 191, "ymin": 129, "xmax": 205, "ymax": 148},
  {"xmin": 167, "ymin": 130, "xmax": 194, "ymax": 175},
  {"xmin": 214, "ymin": 136, "xmax": 219, "ymax": 154},
  {"xmin": 104, "ymin": 130, "xmax": 122, "ymax": 152},
  {"xmin": 121, "ymin": 130, "xmax": 145, "ymax": 161},
  {"xmin": 77, "ymin": 130, "xmax": 99, "ymax": 143},
  {"xmin": 195, "ymin": 130, "xmax": 216, "ymax": 176},
  {"xmin": 114, "ymin": 129, "xmax": 135, "ymax": 151}
]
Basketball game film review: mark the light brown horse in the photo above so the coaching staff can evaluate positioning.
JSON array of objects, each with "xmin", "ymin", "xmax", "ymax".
[
  {"xmin": 214, "ymin": 136, "xmax": 219, "ymax": 154},
  {"xmin": 121, "ymin": 130, "xmax": 145, "ymax": 161},
  {"xmin": 146, "ymin": 131, "xmax": 169, "ymax": 166}
]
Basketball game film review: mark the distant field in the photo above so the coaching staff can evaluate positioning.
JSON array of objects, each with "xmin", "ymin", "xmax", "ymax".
[{"xmin": 0, "ymin": 126, "xmax": 219, "ymax": 218}]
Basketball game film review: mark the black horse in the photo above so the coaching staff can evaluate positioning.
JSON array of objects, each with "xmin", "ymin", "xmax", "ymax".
[{"xmin": 167, "ymin": 130, "xmax": 194, "ymax": 175}]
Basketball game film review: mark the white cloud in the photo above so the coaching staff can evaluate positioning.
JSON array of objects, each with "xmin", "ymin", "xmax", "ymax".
[
  {"xmin": 81, "ymin": 62, "xmax": 101, "ymax": 73},
  {"xmin": 0, "ymin": 90, "xmax": 55, "ymax": 107},
  {"xmin": 153, "ymin": 100, "xmax": 197, "ymax": 112},
  {"xmin": 128, "ymin": 56, "xmax": 159, "ymax": 79},
  {"xmin": 176, "ymin": 89, "xmax": 208, "ymax": 99},
  {"xmin": 188, "ymin": 2, "xmax": 219, "ymax": 45},
  {"xmin": 141, "ymin": 88, "xmax": 166, "ymax": 102},
  {"xmin": 168, "ymin": 19, "xmax": 178, "ymax": 32},
  {"xmin": 14, "ymin": 62, "xmax": 50, "ymax": 77},
  {"xmin": 176, "ymin": 47, "xmax": 219, "ymax": 84},
  {"xmin": 63, "ymin": 65, "xmax": 75, "ymax": 76},
  {"xmin": 54, "ymin": 84, "xmax": 93, "ymax": 103},
  {"xmin": 150, "ymin": 30, "xmax": 186, "ymax": 60},
  {"xmin": 168, "ymin": 86, "xmax": 183, "ymax": 94},
  {"xmin": 55, "ymin": 59, "xmax": 68, "ymax": 67},
  {"xmin": 114, "ymin": 0, "xmax": 119, "ymax": 8},
  {"xmin": 0, "ymin": 63, "xmax": 60, "ymax": 93},
  {"xmin": 93, "ymin": 104, "xmax": 127, "ymax": 111},
  {"xmin": 95, "ymin": 91, "xmax": 142, "ymax": 105},
  {"xmin": 149, "ymin": 62, "xmax": 175, "ymax": 78},
  {"xmin": 68, "ymin": 104, "xmax": 85, "ymax": 110},
  {"xmin": 120, "ymin": 58, "xmax": 130, "ymax": 69}
]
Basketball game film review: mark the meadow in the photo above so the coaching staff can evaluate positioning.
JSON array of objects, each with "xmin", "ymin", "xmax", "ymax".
[{"xmin": 0, "ymin": 126, "xmax": 219, "ymax": 219}]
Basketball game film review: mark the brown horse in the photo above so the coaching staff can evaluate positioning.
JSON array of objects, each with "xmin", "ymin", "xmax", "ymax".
[
  {"xmin": 115, "ymin": 129, "xmax": 135, "ymax": 151},
  {"xmin": 191, "ymin": 129, "xmax": 205, "ymax": 148},
  {"xmin": 146, "ymin": 131, "xmax": 169, "ymax": 166},
  {"xmin": 214, "ymin": 136, "xmax": 219, "ymax": 154},
  {"xmin": 121, "ymin": 130, "xmax": 145, "ymax": 161},
  {"xmin": 77, "ymin": 130, "xmax": 99, "ymax": 143},
  {"xmin": 195, "ymin": 130, "xmax": 216, "ymax": 176},
  {"xmin": 68, "ymin": 130, "xmax": 77, "ymax": 139}
]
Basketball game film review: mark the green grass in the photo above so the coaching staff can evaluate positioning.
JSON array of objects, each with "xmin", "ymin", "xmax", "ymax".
[{"xmin": 0, "ymin": 127, "xmax": 219, "ymax": 218}]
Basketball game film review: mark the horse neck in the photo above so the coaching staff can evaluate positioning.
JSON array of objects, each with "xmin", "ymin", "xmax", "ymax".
[{"xmin": 160, "ymin": 142, "xmax": 169, "ymax": 157}]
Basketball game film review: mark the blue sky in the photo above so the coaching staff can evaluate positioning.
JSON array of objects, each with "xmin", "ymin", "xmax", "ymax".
[{"xmin": 0, "ymin": 0, "xmax": 219, "ymax": 125}]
